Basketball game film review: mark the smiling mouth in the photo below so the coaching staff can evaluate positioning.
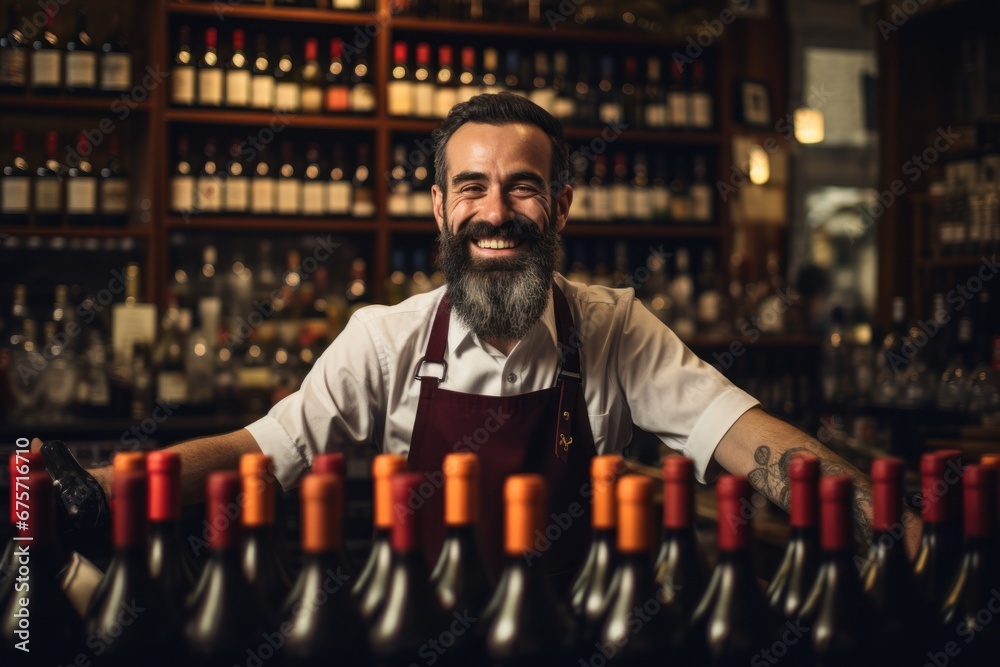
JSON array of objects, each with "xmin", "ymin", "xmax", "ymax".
[{"xmin": 474, "ymin": 237, "xmax": 524, "ymax": 250}]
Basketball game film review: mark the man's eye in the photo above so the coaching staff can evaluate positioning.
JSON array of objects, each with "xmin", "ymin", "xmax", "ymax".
[{"xmin": 512, "ymin": 184, "xmax": 538, "ymax": 194}]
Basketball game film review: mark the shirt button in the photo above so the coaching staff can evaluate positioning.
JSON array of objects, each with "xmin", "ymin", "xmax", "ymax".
[{"xmin": 506, "ymin": 372, "xmax": 517, "ymax": 383}]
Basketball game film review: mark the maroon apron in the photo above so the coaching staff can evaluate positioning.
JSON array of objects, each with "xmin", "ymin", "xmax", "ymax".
[{"xmin": 406, "ymin": 284, "xmax": 597, "ymax": 592}]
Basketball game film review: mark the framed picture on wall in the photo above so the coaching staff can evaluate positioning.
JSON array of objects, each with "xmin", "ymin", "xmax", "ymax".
[{"xmin": 735, "ymin": 79, "xmax": 773, "ymax": 127}]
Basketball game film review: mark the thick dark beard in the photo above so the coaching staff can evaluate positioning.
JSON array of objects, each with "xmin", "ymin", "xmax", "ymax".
[{"xmin": 438, "ymin": 215, "xmax": 562, "ymax": 341}]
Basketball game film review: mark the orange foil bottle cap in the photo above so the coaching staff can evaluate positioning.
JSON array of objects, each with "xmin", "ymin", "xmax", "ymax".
[
  {"xmin": 617, "ymin": 475, "xmax": 654, "ymax": 554},
  {"xmin": 240, "ymin": 453, "xmax": 275, "ymax": 527},
  {"xmin": 443, "ymin": 453, "xmax": 479, "ymax": 526},
  {"xmin": 373, "ymin": 454, "xmax": 408, "ymax": 529},
  {"xmin": 504, "ymin": 474, "xmax": 546, "ymax": 556},
  {"xmin": 592, "ymin": 454, "xmax": 623, "ymax": 530},
  {"xmin": 302, "ymin": 473, "xmax": 342, "ymax": 553},
  {"xmin": 113, "ymin": 452, "xmax": 147, "ymax": 476}
]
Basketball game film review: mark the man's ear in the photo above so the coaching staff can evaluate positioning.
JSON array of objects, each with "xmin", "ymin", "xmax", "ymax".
[
  {"xmin": 432, "ymin": 184, "xmax": 445, "ymax": 232},
  {"xmin": 554, "ymin": 184, "xmax": 573, "ymax": 233}
]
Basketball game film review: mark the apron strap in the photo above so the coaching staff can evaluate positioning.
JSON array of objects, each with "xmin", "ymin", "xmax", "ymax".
[
  {"xmin": 551, "ymin": 284, "xmax": 582, "ymax": 462},
  {"xmin": 415, "ymin": 292, "xmax": 452, "ymax": 396}
]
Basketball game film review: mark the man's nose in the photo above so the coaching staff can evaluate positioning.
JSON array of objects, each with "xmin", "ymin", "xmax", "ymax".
[{"xmin": 479, "ymin": 187, "xmax": 513, "ymax": 226}]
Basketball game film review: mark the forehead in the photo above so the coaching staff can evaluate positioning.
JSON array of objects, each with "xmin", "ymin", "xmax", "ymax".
[{"xmin": 444, "ymin": 122, "xmax": 552, "ymax": 179}]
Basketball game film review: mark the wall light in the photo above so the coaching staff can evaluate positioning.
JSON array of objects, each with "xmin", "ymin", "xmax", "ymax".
[
  {"xmin": 794, "ymin": 108, "xmax": 825, "ymax": 144},
  {"xmin": 748, "ymin": 145, "xmax": 770, "ymax": 185}
]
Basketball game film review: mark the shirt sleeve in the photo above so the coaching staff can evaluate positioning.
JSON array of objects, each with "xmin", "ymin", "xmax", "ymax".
[
  {"xmin": 245, "ymin": 310, "xmax": 385, "ymax": 490},
  {"xmin": 614, "ymin": 295, "xmax": 760, "ymax": 484}
]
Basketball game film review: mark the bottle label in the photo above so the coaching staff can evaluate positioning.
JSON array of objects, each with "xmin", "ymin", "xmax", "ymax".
[
  {"xmin": 388, "ymin": 80, "xmax": 414, "ymax": 116},
  {"xmin": 350, "ymin": 84, "xmax": 376, "ymax": 112},
  {"xmin": 172, "ymin": 66, "xmax": 195, "ymax": 105},
  {"xmin": 171, "ymin": 175, "xmax": 195, "ymax": 212},
  {"xmin": 0, "ymin": 49, "xmax": 27, "ymax": 86},
  {"xmin": 573, "ymin": 184, "xmax": 591, "ymax": 220},
  {"xmin": 197, "ymin": 175, "xmax": 223, "ymax": 211},
  {"xmin": 65, "ymin": 51, "xmax": 97, "ymax": 88},
  {"xmin": 409, "ymin": 191, "xmax": 433, "ymax": 218},
  {"xmin": 630, "ymin": 188, "xmax": 652, "ymax": 220},
  {"xmin": 433, "ymin": 88, "xmax": 457, "ymax": 119},
  {"xmin": 1, "ymin": 177, "xmax": 30, "ymax": 213},
  {"xmin": 226, "ymin": 69, "xmax": 251, "ymax": 106},
  {"xmin": 611, "ymin": 183, "xmax": 630, "ymax": 219},
  {"xmin": 670, "ymin": 196, "xmax": 691, "ymax": 222},
  {"xmin": 275, "ymin": 82, "xmax": 301, "ymax": 112},
  {"xmin": 276, "ymin": 179, "xmax": 301, "ymax": 214},
  {"xmin": 101, "ymin": 178, "xmax": 129, "ymax": 215},
  {"xmin": 645, "ymin": 103, "xmax": 668, "ymax": 128},
  {"xmin": 552, "ymin": 96, "xmax": 575, "ymax": 121},
  {"xmin": 31, "ymin": 50, "xmax": 61, "ymax": 87},
  {"xmin": 599, "ymin": 102, "xmax": 622, "ymax": 126},
  {"xmin": 668, "ymin": 92, "xmax": 689, "ymax": 127},
  {"xmin": 413, "ymin": 82, "xmax": 435, "ymax": 118},
  {"xmin": 690, "ymin": 92, "xmax": 712, "ymax": 128},
  {"xmin": 198, "ymin": 69, "xmax": 223, "ymax": 106},
  {"xmin": 302, "ymin": 182, "xmax": 324, "ymax": 215},
  {"xmin": 652, "ymin": 185, "xmax": 670, "ymax": 217},
  {"xmin": 67, "ymin": 178, "xmax": 98, "ymax": 214},
  {"xmin": 456, "ymin": 85, "xmax": 477, "ymax": 106},
  {"xmin": 353, "ymin": 195, "xmax": 376, "ymax": 218},
  {"xmin": 157, "ymin": 372, "xmax": 189, "ymax": 405},
  {"xmin": 590, "ymin": 187, "xmax": 609, "ymax": 221},
  {"xmin": 251, "ymin": 178, "xmax": 275, "ymax": 213},
  {"xmin": 690, "ymin": 184, "xmax": 712, "ymax": 222},
  {"xmin": 698, "ymin": 291, "xmax": 720, "ymax": 324},
  {"xmin": 35, "ymin": 177, "xmax": 61, "ymax": 212},
  {"xmin": 251, "ymin": 75, "xmax": 275, "ymax": 108},
  {"xmin": 301, "ymin": 86, "xmax": 323, "ymax": 114},
  {"xmin": 333, "ymin": 0, "xmax": 363, "ymax": 8},
  {"xmin": 100, "ymin": 53, "xmax": 132, "ymax": 91},
  {"xmin": 224, "ymin": 178, "xmax": 249, "ymax": 211},
  {"xmin": 326, "ymin": 85, "xmax": 350, "ymax": 112},
  {"xmin": 529, "ymin": 89, "xmax": 556, "ymax": 115},
  {"xmin": 327, "ymin": 181, "xmax": 352, "ymax": 214},
  {"xmin": 388, "ymin": 191, "xmax": 410, "ymax": 217}
]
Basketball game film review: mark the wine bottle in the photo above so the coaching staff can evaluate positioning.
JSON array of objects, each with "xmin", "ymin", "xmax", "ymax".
[
  {"xmin": 369, "ymin": 472, "xmax": 458, "ymax": 666},
  {"xmin": 85, "ymin": 470, "xmax": 172, "ymax": 664},
  {"xmin": 353, "ymin": 453, "xmax": 407, "ymax": 622},
  {"xmin": 303, "ymin": 143, "xmax": 325, "ymax": 216},
  {"xmin": 1, "ymin": 130, "xmax": 30, "ymax": 224},
  {"xmin": 597, "ymin": 55, "xmax": 621, "ymax": 125},
  {"xmin": 480, "ymin": 474, "xmax": 577, "ymax": 664},
  {"xmin": 225, "ymin": 28, "xmax": 250, "ymax": 107},
  {"xmin": 197, "ymin": 27, "xmax": 223, "ymax": 107},
  {"xmin": 276, "ymin": 139, "xmax": 301, "ymax": 215},
  {"xmin": 0, "ymin": 452, "xmax": 44, "ymax": 611},
  {"xmin": 644, "ymin": 56, "xmax": 667, "ymax": 129},
  {"xmin": 274, "ymin": 37, "xmax": 300, "ymax": 112},
  {"xmin": 667, "ymin": 59, "xmax": 688, "ymax": 129},
  {"xmin": 171, "ymin": 134, "xmax": 195, "ymax": 213},
  {"xmin": 196, "ymin": 137, "xmax": 223, "ymax": 213},
  {"xmin": 65, "ymin": 10, "xmax": 97, "ymax": 94},
  {"xmin": 388, "ymin": 41, "xmax": 413, "ymax": 116},
  {"xmin": 282, "ymin": 473, "xmax": 370, "ymax": 666},
  {"xmin": 689, "ymin": 60, "xmax": 712, "ymax": 129},
  {"xmin": 171, "ymin": 25, "xmax": 195, "ymax": 106},
  {"xmin": 0, "ymin": 3, "xmax": 27, "ymax": 92},
  {"xmin": 349, "ymin": 45, "xmax": 375, "ymax": 113},
  {"xmin": 352, "ymin": 142, "xmax": 375, "ymax": 217},
  {"xmin": 940, "ymin": 464, "xmax": 1000, "ymax": 663},
  {"xmin": 240, "ymin": 453, "xmax": 292, "ymax": 611},
  {"xmin": 98, "ymin": 12, "xmax": 132, "ymax": 94},
  {"xmin": 30, "ymin": 5, "xmax": 60, "ymax": 93},
  {"xmin": 433, "ymin": 44, "xmax": 457, "ymax": 119},
  {"xmin": 224, "ymin": 138, "xmax": 249, "ymax": 213},
  {"xmin": 387, "ymin": 144, "xmax": 411, "ymax": 217},
  {"xmin": 457, "ymin": 46, "xmax": 477, "ymax": 105},
  {"xmin": 326, "ymin": 143, "xmax": 351, "ymax": 215},
  {"xmin": 609, "ymin": 151, "xmax": 630, "ymax": 220},
  {"xmin": 0, "ymin": 472, "xmax": 85, "ymax": 665},
  {"xmin": 412, "ymin": 42, "xmax": 434, "ymax": 118},
  {"xmin": 325, "ymin": 37, "xmax": 349, "ymax": 113},
  {"xmin": 311, "ymin": 452, "xmax": 352, "ymax": 574},
  {"xmin": 654, "ymin": 455, "xmax": 707, "ymax": 647},
  {"xmin": 67, "ymin": 132, "xmax": 98, "ymax": 225},
  {"xmin": 479, "ymin": 46, "xmax": 501, "ymax": 95},
  {"xmin": 301, "ymin": 37, "xmax": 322, "ymax": 113},
  {"xmin": 798, "ymin": 475, "xmax": 882, "ymax": 667},
  {"xmin": 250, "ymin": 144, "xmax": 276, "ymax": 214},
  {"xmin": 35, "ymin": 129, "xmax": 63, "ymax": 226},
  {"xmin": 431, "ymin": 453, "xmax": 493, "ymax": 617},
  {"xmin": 100, "ymin": 135, "xmax": 129, "ymax": 225},
  {"xmin": 569, "ymin": 454, "xmax": 621, "ymax": 631},
  {"xmin": 686, "ymin": 475, "xmax": 781, "ymax": 665},
  {"xmin": 914, "ymin": 449, "xmax": 964, "ymax": 609},
  {"xmin": 766, "ymin": 453, "xmax": 820, "ymax": 619},
  {"xmin": 251, "ymin": 34, "xmax": 274, "ymax": 109},
  {"xmin": 39, "ymin": 440, "xmax": 110, "ymax": 563}
]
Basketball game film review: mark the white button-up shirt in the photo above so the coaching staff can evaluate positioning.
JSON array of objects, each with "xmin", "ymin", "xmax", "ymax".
[{"xmin": 247, "ymin": 272, "xmax": 760, "ymax": 490}]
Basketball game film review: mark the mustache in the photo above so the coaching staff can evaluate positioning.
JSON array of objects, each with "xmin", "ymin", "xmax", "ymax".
[{"xmin": 450, "ymin": 218, "xmax": 546, "ymax": 243}]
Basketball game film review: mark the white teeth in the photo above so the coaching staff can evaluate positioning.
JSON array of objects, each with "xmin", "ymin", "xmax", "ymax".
[{"xmin": 475, "ymin": 238, "xmax": 519, "ymax": 249}]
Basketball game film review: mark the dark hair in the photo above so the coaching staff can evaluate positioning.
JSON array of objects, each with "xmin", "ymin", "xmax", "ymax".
[{"xmin": 431, "ymin": 92, "xmax": 570, "ymax": 197}]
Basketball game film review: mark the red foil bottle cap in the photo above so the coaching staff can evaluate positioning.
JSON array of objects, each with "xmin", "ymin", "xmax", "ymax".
[
  {"xmin": 963, "ymin": 464, "xmax": 995, "ymax": 538},
  {"xmin": 313, "ymin": 453, "xmax": 346, "ymax": 477},
  {"xmin": 663, "ymin": 456, "xmax": 694, "ymax": 530},
  {"xmin": 391, "ymin": 472, "xmax": 425, "ymax": 553},
  {"xmin": 205, "ymin": 27, "xmax": 217, "ymax": 48},
  {"xmin": 206, "ymin": 471, "xmax": 241, "ymax": 550},
  {"xmin": 820, "ymin": 475, "xmax": 854, "ymax": 551},
  {"xmin": 461, "ymin": 47, "xmax": 475, "ymax": 69},
  {"xmin": 716, "ymin": 475, "xmax": 751, "ymax": 551},
  {"xmin": 147, "ymin": 450, "xmax": 181, "ymax": 522},
  {"xmin": 871, "ymin": 457, "xmax": 904, "ymax": 533},
  {"xmin": 393, "ymin": 41, "xmax": 407, "ymax": 64},
  {"xmin": 789, "ymin": 453, "xmax": 820, "ymax": 528},
  {"xmin": 232, "ymin": 29, "xmax": 244, "ymax": 52},
  {"xmin": 21, "ymin": 472, "xmax": 56, "ymax": 547},
  {"xmin": 416, "ymin": 43, "xmax": 430, "ymax": 65},
  {"xmin": 920, "ymin": 449, "xmax": 962, "ymax": 523},
  {"xmin": 9, "ymin": 452, "xmax": 44, "ymax": 523},
  {"xmin": 330, "ymin": 37, "xmax": 343, "ymax": 59},
  {"xmin": 113, "ymin": 472, "xmax": 147, "ymax": 549}
]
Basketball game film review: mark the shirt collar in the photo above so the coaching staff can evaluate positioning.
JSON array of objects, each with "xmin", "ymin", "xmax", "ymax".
[{"xmin": 445, "ymin": 287, "xmax": 557, "ymax": 359}]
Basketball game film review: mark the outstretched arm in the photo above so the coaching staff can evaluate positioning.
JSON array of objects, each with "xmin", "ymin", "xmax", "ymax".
[{"xmin": 711, "ymin": 407, "xmax": 922, "ymax": 559}]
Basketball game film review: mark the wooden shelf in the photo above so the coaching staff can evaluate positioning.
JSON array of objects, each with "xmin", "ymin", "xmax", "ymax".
[
  {"xmin": 0, "ymin": 226, "xmax": 151, "ymax": 239},
  {"xmin": 165, "ymin": 1, "xmax": 378, "ymax": 26},
  {"xmin": 387, "ymin": 118, "xmax": 723, "ymax": 145},
  {"xmin": 163, "ymin": 215, "xmax": 378, "ymax": 232},
  {"xmin": 0, "ymin": 94, "xmax": 152, "ymax": 113},
  {"xmin": 164, "ymin": 108, "xmax": 377, "ymax": 129},
  {"xmin": 918, "ymin": 255, "xmax": 997, "ymax": 268}
]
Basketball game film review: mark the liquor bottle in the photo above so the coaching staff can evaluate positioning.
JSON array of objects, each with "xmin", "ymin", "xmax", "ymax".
[
  {"xmin": 172, "ymin": 25, "xmax": 195, "ymax": 106},
  {"xmin": 667, "ymin": 60, "xmax": 688, "ymax": 129},
  {"xmin": 353, "ymin": 453, "xmax": 408, "ymax": 622},
  {"xmin": 569, "ymin": 455, "xmax": 621, "ymax": 630},
  {"xmin": 223, "ymin": 138, "xmax": 249, "ymax": 213},
  {"xmin": 570, "ymin": 153, "xmax": 591, "ymax": 221},
  {"xmin": 412, "ymin": 42, "xmax": 434, "ymax": 117},
  {"xmin": 225, "ymin": 29, "xmax": 250, "ymax": 107},
  {"xmin": 591, "ymin": 475, "xmax": 670, "ymax": 664},
  {"xmin": 147, "ymin": 451, "xmax": 197, "ymax": 632},
  {"xmin": 303, "ymin": 143, "xmax": 325, "ymax": 216},
  {"xmin": 551, "ymin": 50, "xmax": 575, "ymax": 122},
  {"xmin": 99, "ymin": 12, "xmax": 132, "ymax": 94},
  {"xmin": 250, "ymin": 144, "xmax": 276, "ymax": 214},
  {"xmin": 153, "ymin": 299, "xmax": 187, "ymax": 406},
  {"xmin": 283, "ymin": 473, "xmax": 370, "ymax": 666},
  {"xmin": 185, "ymin": 471, "xmax": 270, "ymax": 665},
  {"xmin": 274, "ymin": 38, "xmax": 300, "ymax": 112},
  {"xmin": 686, "ymin": 475, "xmax": 781, "ymax": 664},
  {"xmin": 0, "ymin": 472, "xmax": 84, "ymax": 665},
  {"xmin": 276, "ymin": 140, "xmax": 302, "ymax": 215},
  {"xmin": 387, "ymin": 144, "xmax": 411, "ymax": 217},
  {"xmin": 630, "ymin": 152, "xmax": 653, "ymax": 221},
  {"xmin": 6, "ymin": 318, "xmax": 44, "ymax": 419},
  {"xmin": 765, "ymin": 453, "xmax": 820, "ymax": 619},
  {"xmin": 67, "ymin": 132, "xmax": 98, "ymax": 224},
  {"xmin": 669, "ymin": 248, "xmax": 696, "ymax": 341},
  {"xmin": 457, "ymin": 46, "xmax": 477, "ymax": 105},
  {"xmin": 644, "ymin": 56, "xmax": 667, "ymax": 129},
  {"xmin": 349, "ymin": 46, "xmax": 375, "ymax": 113},
  {"xmin": 434, "ymin": 44, "xmax": 457, "ymax": 118},
  {"xmin": 528, "ymin": 50, "xmax": 554, "ymax": 113},
  {"xmin": 0, "ymin": 452, "xmax": 44, "ymax": 612},
  {"xmin": 99, "ymin": 135, "xmax": 129, "ymax": 224},
  {"xmin": 689, "ymin": 60, "xmax": 712, "ymax": 129},
  {"xmin": 669, "ymin": 156, "xmax": 691, "ymax": 223},
  {"xmin": 689, "ymin": 154, "xmax": 713, "ymax": 223},
  {"xmin": 240, "ymin": 454, "xmax": 293, "ymax": 611},
  {"xmin": 589, "ymin": 153, "xmax": 609, "ymax": 220},
  {"xmin": 65, "ymin": 10, "xmax": 97, "ymax": 94},
  {"xmin": 409, "ymin": 150, "xmax": 433, "ymax": 218},
  {"xmin": 480, "ymin": 475, "xmax": 577, "ymax": 663},
  {"xmin": 196, "ymin": 137, "xmax": 223, "ymax": 213},
  {"xmin": 35, "ymin": 130, "xmax": 62, "ymax": 225},
  {"xmin": 431, "ymin": 453, "xmax": 493, "ymax": 616},
  {"xmin": 651, "ymin": 155, "xmax": 670, "ymax": 220},
  {"xmin": 654, "ymin": 456, "xmax": 707, "ymax": 645},
  {"xmin": 30, "ymin": 5, "xmax": 59, "ymax": 93},
  {"xmin": 798, "ymin": 475, "xmax": 882, "ymax": 666},
  {"xmin": 479, "ymin": 47, "xmax": 501, "ymax": 95},
  {"xmin": 111, "ymin": 262, "xmax": 157, "ymax": 372},
  {"xmin": 251, "ymin": 34, "xmax": 274, "ymax": 109},
  {"xmin": 388, "ymin": 41, "xmax": 413, "ymax": 116},
  {"xmin": 197, "ymin": 27, "xmax": 223, "ymax": 107},
  {"xmin": 503, "ymin": 47, "xmax": 522, "ymax": 96},
  {"xmin": 1, "ymin": 130, "xmax": 30, "ymax": 224},
  {"xmin": 352, "ymin": 143, "xmax": 375, "ymax": 217},
  {"xmin": 171, "ymin": 134, "xmax": 195, "ymax": 213},
  {"xmin": 325, "ymin": 37, "xmax": 349, "ymax": 112},
  {"xmin": 85, "ymin": 471, "xmax": 172, "ymax": 662},
  {"xmin": 0, "ymin": 3, "xmax": 27, "ymax": 92},
  {"xmin": 327, "ymin": 143, "xmax": 351, "ymax": 215},
  {"xmin": 861, "ymin": 457, "xmax": 934, "ymax": 663},
  {"xmin": 41, "ymin": 319, "xmax": 77, "ymax": 414},
  {"xmin": 609, "ymin": 152, "xmax": 630, "ymax": 220},
  {"xmin": 300, "ymin": 37, "xmax": 323, "ymax": 113},
  {"xmin": 913, "ymin": 449, "xmax": 964, "ymax": 609}
]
